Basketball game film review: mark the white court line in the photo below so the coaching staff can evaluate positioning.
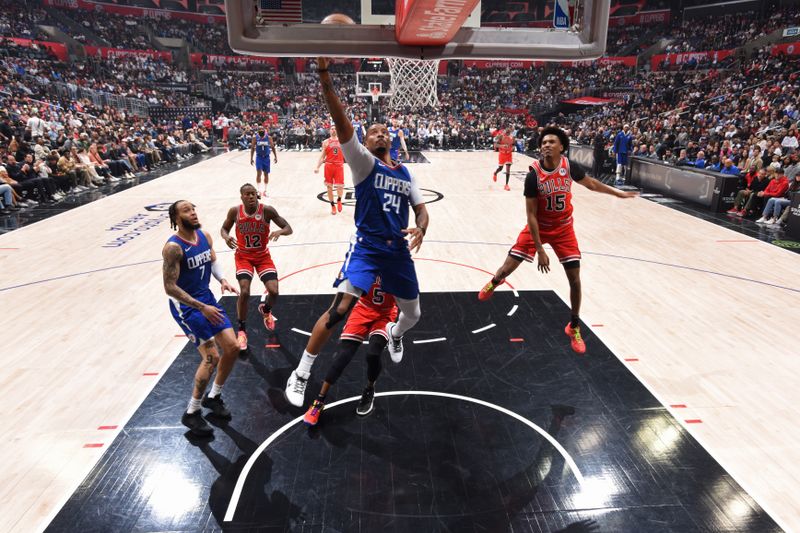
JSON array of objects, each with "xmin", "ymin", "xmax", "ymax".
[
  {"xmin": 412, "ymin": 337, "xmax": 447, "ymax": 344},
  {"xmin": 222, "ymin": 390, "xmax": 585, "ymax": 522},
  {"xmin": 471, "ymin": 323, "xmax": 496, "ymax": 334},
  {"xmin": 291, "ymin": 327, "xmax": 311, "ymax": 336},
  {"xmin": 511, "ymin": 287, "xmax": 519, "ymax": 297},
  {"xmin": 507, "ymin": 305, "xmax": 518, "ymax": 317}
]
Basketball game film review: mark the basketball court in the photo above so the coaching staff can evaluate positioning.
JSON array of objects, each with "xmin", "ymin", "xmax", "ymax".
[
  {"xmin": 2, "ymin": 148, "xmax": 798, "ymax": 532},
  {"xmin": 2, "ymin": 0, "xmax": 800, "ymax": 531}
]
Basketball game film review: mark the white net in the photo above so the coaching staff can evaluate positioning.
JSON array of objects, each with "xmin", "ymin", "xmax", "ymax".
[{"xmin": 386, "ymin": 58, "xmax": 440, "ymax": 109}]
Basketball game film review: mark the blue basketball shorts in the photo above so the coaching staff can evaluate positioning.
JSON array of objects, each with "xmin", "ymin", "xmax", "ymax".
[
  {"xmin": 390, "ymin": 148, "xmax": 400, "ymax": 161},
  {"xmin": 169, "ymin": 298, "xmax": 232, "ymax": 346},
  {"xmin": 333, "ymin": 235, "xmax": 419, "ymax": 300},
  {"xmin": 255, "ymin": 156, "xmax": 270, "ymax": 173}
]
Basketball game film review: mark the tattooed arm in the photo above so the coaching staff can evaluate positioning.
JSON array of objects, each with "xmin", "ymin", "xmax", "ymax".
[{"xmin": 162, "ymin": 242, "xmax": 204, "ymax": 309}]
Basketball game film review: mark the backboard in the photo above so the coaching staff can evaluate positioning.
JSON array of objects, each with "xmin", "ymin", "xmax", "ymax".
[{"xmin": 225, "ymin": 0, "xmax": 610, "ymax": 61}]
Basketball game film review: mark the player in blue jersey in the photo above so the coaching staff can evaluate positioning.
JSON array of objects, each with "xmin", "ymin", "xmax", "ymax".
[
  {"xmin": 388, "ymin": 118, "xmax": 410, "ymax": 162},
  {"xmin": 612, "ymin": 123, "xmax": 633, "ymax": 186},
  {"xmin": 250, "ymin": 129, "xmax": 278, "ymax": 196},
  {"xmin": 284, "ymin": 57, "xmax": 430, "ymax": 408},
  {"xmin": 352, "ymin": 116, "xmax": 366, "ymax": 144},
  {"xmin": 162, "ymin": 200, "xmax": 241, "ymax": 436}
]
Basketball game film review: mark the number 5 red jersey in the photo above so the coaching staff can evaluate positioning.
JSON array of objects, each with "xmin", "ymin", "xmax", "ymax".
[
  {"xmin": 235, "ymin": 204, "xmax": 271, "ymax": 259},
  {"xmin": 526, "ymin": 156, "xmax": 585, "ymax": 227}
]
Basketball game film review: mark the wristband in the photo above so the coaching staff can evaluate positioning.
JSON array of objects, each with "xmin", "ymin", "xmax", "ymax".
[{"xmin": 211, "ymin": 261, "xmax": 224, "ymax": 282}]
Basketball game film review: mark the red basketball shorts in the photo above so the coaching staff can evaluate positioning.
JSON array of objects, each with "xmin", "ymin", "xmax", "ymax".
[
  {"xmin": 324, "ymin": 164, "xmax": 344, "ymax": 186},
  {"xmin": 498, "ymin": 152, "xmax": 513, "ymax": 165},
  {"xmin": 235, "ymin": 252, "xmax": 277, "ymax": 280},
  {"xmin": 340, "ymin": 304, "xmax": 398, "ymax": 342},
  {"xmin": 509, "ymin": 224, "xmax": 581, "ymax": 264}
]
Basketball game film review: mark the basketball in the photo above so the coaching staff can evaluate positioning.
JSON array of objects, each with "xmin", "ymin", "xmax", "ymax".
[{"xmin": 321, "ymin": 13, "xmax": 355, "ymax": 25}]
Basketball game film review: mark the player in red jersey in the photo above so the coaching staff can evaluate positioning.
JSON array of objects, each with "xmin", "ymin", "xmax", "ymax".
[
  {"xmin": 220, "ymin": 183, "xmax": 293, "ymax": 351},
  {"xmin": 303, "ymin": 277, "xmax": 398, "ymax": 425},
  {"xmin": 493, "ymin": 127, "xmax": 516, "ymax": 191},
  {"xmin": 314, "ymin": 126, "xmax": 345, "ymax": 215},
  {"xmin": 479, "ymin": 127, "xmax": 637, "ymax": 354}
]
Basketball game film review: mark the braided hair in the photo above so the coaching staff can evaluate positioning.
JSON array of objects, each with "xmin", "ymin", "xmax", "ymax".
[
  {"xmin": 240, "ymin": 183, "xmax": 256, "ymax": 194},
  {"xmin": 168, "ymin": 200, "xmax": 186, "ymax": 230}
]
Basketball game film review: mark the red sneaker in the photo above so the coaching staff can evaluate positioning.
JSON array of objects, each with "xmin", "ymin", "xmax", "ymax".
[
  {"xmin": 263, "ymin": 312, "xmax": 276, "ymax": 331},
  {"xmin": 330, "ymin": 204, "xmax": 336, "ymax": 215},
  {"xmin": 337, "ymin": 199, "xmax": 343, "ymax": 212},
  {"xmin": 237, "ymin": 330, "xmax": 248, "ymax": 351},
  {"xmin": 736, "ymin": 209, "xmax": 746, "ymax": 217},
  {"xmin": 492, "ymin": 173, "xmax": 497, "ymax": 182},
  {"xmin": 564, "ymin": 323, "xmax": 586, "ymax": 355},
  {"xmin": 478, "ymin": 279, "xmax": 505, "ymax": 301},
  {"xmin": 303, "ymin": 399, "xmax": 324, "ymax": 426},
  {"xmin": 504, "ymin": 184, "xmax": 510, "ymax": 191},
  {"xmin": 726, "ymin": 207, "xmax": 738, "ymax": 214}
]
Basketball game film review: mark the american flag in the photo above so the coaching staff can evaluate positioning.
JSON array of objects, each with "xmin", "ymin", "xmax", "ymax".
[{"xmin": 259, "ymin": 0, "xmax": 303, "ymax": 23}]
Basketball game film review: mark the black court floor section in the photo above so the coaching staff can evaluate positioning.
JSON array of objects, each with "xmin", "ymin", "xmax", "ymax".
[{"xmin": 47, "ymin": 291, "xmax": 782, "ymax": 533}]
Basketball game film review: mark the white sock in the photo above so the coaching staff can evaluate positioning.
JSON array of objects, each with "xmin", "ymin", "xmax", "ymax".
[
  {"xmin": 208, "ymin": 382, "xmax": 223, "ymax": 398},
  {"xmin": 297, "ymin": 350, "xmax": 317, "ymax": 378},
  {"xmin": 187, "ymin": 397, "xmax": 202, "ymax": 414}
]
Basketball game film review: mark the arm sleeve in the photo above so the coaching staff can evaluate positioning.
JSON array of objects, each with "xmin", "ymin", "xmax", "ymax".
[
  {"xmin": 523, "ymin": 170, "xmax": 539, "ymax": 197},
  {"xmin": 409, "ymin": 176, "xmax": 424, "ymax": 206},
  {"xmin": 341, "ymin": 135, "xmax": 375, "ymax": 186},
  {"xmin": 568, "ymin": 159, "xmax": 586, "ymax": 181}
]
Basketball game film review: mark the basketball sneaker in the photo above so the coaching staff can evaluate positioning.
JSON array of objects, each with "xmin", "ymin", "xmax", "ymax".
[
  {"xmin": 726, "ymin": 207, "xmax": 739, "ymax": 214},
  {"xmin": 237, "ymin": 330, "xmax": 248, "ymax": 351},
  {"xmin": 504, "ymin": 184, "xmax": 510, "ymax": 191},
  {"xmin": 303, "ymin": 399, "xmax": 324, "ymax": 426},
  {"xmin": 478, "ymin": 278, "xmax": 505, "ymax": 301},
  {"xmin": 492, "ymin": 173, "xmax": 497, "ymax": 182},
  {"xmin": 202, "ymin": 393, "xmax": 232, "ymax": 419},
  {"xmin": 356, "ymin": 387, "xmax": 375, "ymax": 416},
  {"xmin": 330, "ymin": 204, "xmax": 337, "ymax": 215},
  {"xmin": 385, "ymin": 322, "xmax": 404, "ymax": 363},
  {"xmin": 263, "ymin": 311, "xmax": 276, "ymax": 331},
  {"xmin": 564, "ymin": 323, "xmax": 586, "ymax": 355},
  {"xmin": 181, "ymin": 411, "xmax": 213, "ymax": 436},
  {"xmin": 337, "ymin": 199, "xmax": 343, "ymax": 212},
  {"xmin": 285, "ymin": 371, "xmax": 308, "ymax": 407}
]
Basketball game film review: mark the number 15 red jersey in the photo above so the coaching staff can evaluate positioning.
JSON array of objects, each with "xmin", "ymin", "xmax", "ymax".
[
  {"xmin": 235, "ymin": 204, "xmax": 271, "ymax": 259},
  {"xmin": 524, "ymin": 156, "xmax": 585, "ymax": 227}
]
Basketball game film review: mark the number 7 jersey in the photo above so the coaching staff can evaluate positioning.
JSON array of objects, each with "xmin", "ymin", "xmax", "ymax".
[
  {"xmin": 525, "ymin": 156, "xmax": 585, "ymax": 227},
  {"xmin": 235, "ymin": 203, "xmax": 271, "ymax": 259}
]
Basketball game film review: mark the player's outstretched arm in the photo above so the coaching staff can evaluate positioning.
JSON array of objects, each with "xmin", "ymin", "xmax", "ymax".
[
  {"xmin": 579, "ymin": 176, "xmax": 638, "ymax": 198},
  {"xmin": 266, "ymin": 206, "xmax": 293, "ymax": 241},
  {"xmin": 220, "ymin": 206, "xmax": 238, "ymax": 249},
  {"xmin": 317, "ymin": 57, "xmax": 354, "ymax": 143}
]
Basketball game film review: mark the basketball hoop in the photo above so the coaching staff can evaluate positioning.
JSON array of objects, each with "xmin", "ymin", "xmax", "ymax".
[
  {"xmin": 386, "ymin": 57, "xmax": 439, "ymax": 109},
  {"xmin": 370, "ymin": 86, "xmax": 380, "ymax": 105}
]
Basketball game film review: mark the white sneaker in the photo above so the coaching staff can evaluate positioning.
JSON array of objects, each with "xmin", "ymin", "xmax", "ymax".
[
  {"xmin": 756, "ymin": 216, "xmax": 768, "ymax": 224},
  {"xmin": 385, "ymin": 322, "xmax": 404, "ymax": 363},
  {"xmin": 285, "ymin": 370, "xmax": 308, "ymax": 407}
]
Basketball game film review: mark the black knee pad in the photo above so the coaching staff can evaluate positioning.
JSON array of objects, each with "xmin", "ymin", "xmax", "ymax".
[
  {"xmin": 324, "ymin": 293, "xmax": 357, "ymax": 329},
  {"xmin": 563, "ymin": 260, "xmax": 580, "ymax": 271}
]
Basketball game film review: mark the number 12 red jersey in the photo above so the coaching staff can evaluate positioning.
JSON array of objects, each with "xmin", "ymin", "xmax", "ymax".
[{"xmin": 235, "ymin": 204, "xmax": 271, "ymax": 259}]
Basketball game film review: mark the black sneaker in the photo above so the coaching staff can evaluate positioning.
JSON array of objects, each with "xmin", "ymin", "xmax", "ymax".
[
  {"xmin": 181, "ymin": 411, "xmax": 213, "ymax": 436},
  {"xmin": 356, "ymin": 387, "xmax": 375, "ymax": 417},
  {"xmin": 202, "ymin": 394, "xmax": 232, "ymax": 419}
]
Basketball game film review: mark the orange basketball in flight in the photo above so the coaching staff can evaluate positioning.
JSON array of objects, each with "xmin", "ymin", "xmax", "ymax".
[{"xmin": 321, "ymin": 13, "xmax": 355, "ymax": 25}]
